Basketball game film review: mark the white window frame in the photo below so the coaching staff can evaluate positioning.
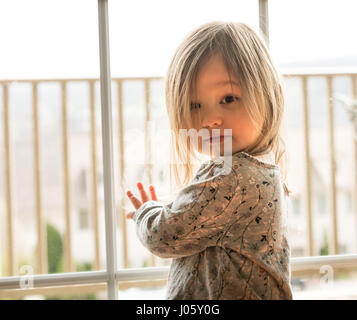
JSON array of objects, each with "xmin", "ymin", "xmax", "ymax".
[{"xmin": 1, "ymin": 0, "xmax": 357, "ymax": 300}]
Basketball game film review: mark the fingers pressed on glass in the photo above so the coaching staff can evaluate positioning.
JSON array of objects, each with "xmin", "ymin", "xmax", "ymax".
[
  {"xmin": 149, "ymin": 185, "xmax": 158, "ymax": 201},
  {"xmin": 137, "ymin": 181, "xmax": 149, "ymax": 202},
  {"xmin": 125, "ymin": 211, "xmax": 135, "ymax": 219},
  {"xmin": 126, "ymin": 190, "xmax": 142, "ymax": 210}
]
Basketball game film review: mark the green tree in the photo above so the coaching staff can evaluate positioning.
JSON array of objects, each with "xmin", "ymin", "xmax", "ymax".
[
  {"xmin": 319, "ymin": 229, "xmax": 329, "ymax": 256},
  {"xmin": 46, "ymin": 222, "xmax": 64, "ymax": 273},
  {"xmin": 44, "ymin": 223, "xmax": 97, "ymax": 299}
]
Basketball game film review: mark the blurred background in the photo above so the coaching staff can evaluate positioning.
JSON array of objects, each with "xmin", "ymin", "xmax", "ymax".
[{"xmin": 0, "ymin": 0, "xmax": 356, "ymax": 299}]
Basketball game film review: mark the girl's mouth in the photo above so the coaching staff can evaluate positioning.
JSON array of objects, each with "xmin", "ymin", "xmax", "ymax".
[{"xmin": 204, "ymin": 135, "xmax": 230, "ymax": 144}]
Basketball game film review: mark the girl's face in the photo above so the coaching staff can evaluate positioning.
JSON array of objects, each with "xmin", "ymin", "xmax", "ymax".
[{"xmin": 190, "ymin": 53, "xmax": 261, "ymax": 157}]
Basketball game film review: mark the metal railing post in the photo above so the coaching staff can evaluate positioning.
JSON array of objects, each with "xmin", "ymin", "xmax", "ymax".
[
  {"xmin": 352, "ymin": 75, "xmax": 357, "ymax": 252},
  {"xmin": 327, "ymin": 76, "xmax": 339, "ymax": 254},
  {"xmin": 32, "ymin": 82, "xmax": 47, "ymax": 274},
  {"xmin": 61, "ymin": 80, "xmax": 73, "ymax": 273},
  {"xmin": 301, "ymin": 76, "xmax": 314, "ymax": 256},
  {"xmin": 116, "ymin": 79, "xmax": 129, "ymax": 269},
  {"xmin": 89, "ymin": 80, "xmax": 101, "ymax": 271},
  {"xmin": 2, "ymin": 83, "xmax": 16, "ymax": 276}
]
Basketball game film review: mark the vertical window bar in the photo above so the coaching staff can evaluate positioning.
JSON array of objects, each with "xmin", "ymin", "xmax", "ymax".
[
  {"xmin": 97, "ymin": 0, "xmax": 118, "ymax": 300},
  {"xmin": 259, "ymin": 0, "xmax": 269, "ymax": 47}
]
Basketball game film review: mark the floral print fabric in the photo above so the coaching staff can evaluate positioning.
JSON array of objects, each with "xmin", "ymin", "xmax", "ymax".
[{"xmin": 133, "ymin": 151, "xmax": 293, "ymax": 300}]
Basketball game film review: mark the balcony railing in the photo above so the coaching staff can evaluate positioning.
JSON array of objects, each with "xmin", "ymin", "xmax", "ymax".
[{"xmin": 1, "ymin": 70, "xmax": 357, "ymax": 299}]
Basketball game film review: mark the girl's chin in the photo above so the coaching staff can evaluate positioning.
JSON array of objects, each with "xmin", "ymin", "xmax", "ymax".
[{"xmin": 197, "ymin": 141, "xmax": 235, "ymax": 157}]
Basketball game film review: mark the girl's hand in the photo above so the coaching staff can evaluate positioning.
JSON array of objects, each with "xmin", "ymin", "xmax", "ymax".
[{"xmin": 125, "ymin": 182, "xmax": 158, "ymax": 219}]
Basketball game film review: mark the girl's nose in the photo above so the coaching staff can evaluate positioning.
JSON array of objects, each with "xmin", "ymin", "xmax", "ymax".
[{"xmin": 201, "ymin": 111, "xmax": 223, "ymax": 128}]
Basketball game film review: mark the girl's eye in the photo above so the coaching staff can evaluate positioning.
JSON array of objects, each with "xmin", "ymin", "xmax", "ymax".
[
  {"xmin": 190, "ymin": 95, "xmax": 239, "ymax": 110},
  {"xmin": 220, "ymin": 95, "xmax": 239, "ymax": 104},
  {"xmin": 190, "ymin": 103, "xmax": 201, "ymax": 110}
]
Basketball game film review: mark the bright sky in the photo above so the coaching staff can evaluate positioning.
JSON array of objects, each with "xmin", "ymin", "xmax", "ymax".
[{"xmin": 0, "ymin": 0, "xmax": 356, "ymax": 79}]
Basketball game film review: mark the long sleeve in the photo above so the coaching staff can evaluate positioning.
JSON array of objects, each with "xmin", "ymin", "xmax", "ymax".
[
  {"xmin": 132, "ymin": 152, "xmax": 293, "ymax": 299},
  {"xmin": 133, "ymin": 160, "xmax": 239, "ymax": 259}
]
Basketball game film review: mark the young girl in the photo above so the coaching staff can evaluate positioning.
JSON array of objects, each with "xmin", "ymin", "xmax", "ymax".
[{"xmin": 125, "ymin": 21, "xmax": 293, "ymax": 300}]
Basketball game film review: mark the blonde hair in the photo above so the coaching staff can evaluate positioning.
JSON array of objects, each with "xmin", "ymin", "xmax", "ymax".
[{"xmin": 165, "ymin": 21, "xmax": 292, "ymax": 198}]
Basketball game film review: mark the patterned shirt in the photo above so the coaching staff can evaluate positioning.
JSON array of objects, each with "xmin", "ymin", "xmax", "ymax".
[{"xmin": 133, "ymin": 151, "xmax": 293, "ymax": 300}]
